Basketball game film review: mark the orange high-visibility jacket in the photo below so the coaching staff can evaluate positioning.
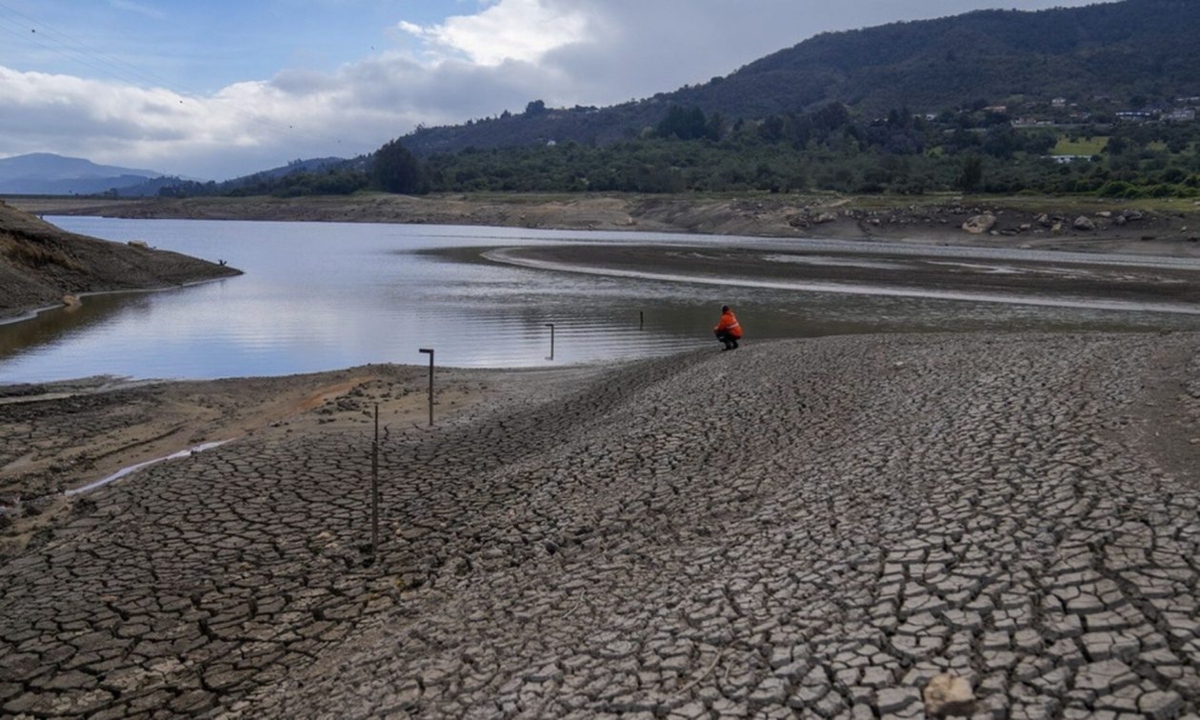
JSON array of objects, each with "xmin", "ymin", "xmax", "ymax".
[{"xmin": 714, "ymin": 310, "xmax": 743, "ymax": 339}]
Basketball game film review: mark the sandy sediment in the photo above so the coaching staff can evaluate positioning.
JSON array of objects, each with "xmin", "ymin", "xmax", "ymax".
[
  {"xmin": 485, "ymin": 242, "xmax": 1200, "ymax": 309},
  {"xmin": 10, "ymin": 193, "xmax": 1200, "ymax": 259},
  {"xmin": 1, "ymin": 332, "xmax": 1198, "ymax": 718}
]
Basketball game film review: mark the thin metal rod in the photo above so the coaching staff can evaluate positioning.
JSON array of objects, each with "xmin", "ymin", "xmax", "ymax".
[
  {"xmin": 419, "ymin": 348, "xmax": 434, "ymax": 426},
  {"xmin": 371, "ymin": 403, "xmax": 379, "ymax": 555}
]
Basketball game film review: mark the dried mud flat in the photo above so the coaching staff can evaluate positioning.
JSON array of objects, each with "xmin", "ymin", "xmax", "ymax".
[
  {"xmin": 2, "ymin": 333, "xmax": 1199, "ymax": 719},
  {"xmin": 0, "ymin": 364, "xmax": 517, "ymax": 552}
]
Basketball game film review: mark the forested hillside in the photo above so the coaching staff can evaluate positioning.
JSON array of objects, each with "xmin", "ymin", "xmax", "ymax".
[
  {"xmin": 690, "ymin": 0, "xmax": 1200, "ymax": 117},
  {"xmin": 401, "ymin": 0, "xmax": 1200, "ymax": 156},
  {"xmin": 151, "ymin": 0, "xmax": 1200, "ymax": 201}
]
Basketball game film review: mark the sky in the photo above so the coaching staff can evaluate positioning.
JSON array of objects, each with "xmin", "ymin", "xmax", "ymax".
[{"xmin": 0, "ymin": 0, "xmax": 1117, "ymax": 181}]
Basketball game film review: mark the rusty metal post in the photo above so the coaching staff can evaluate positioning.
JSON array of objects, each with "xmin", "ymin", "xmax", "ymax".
[{"xmin": 419, "ymin": 348, "xmax": 434, "ymax": 426}]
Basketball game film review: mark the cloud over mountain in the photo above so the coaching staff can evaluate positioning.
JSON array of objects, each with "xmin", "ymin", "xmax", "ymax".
[{"xmin": 0, "ymin": 0, "xmax": 1113, "ymax": 180}]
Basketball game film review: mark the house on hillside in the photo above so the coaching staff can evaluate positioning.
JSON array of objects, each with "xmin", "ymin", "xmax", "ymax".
[
  {"xmin": 1051, "ymin": 97, "xmax": 1067, "ymax": 109},
  {"xmin": 1046, "ymin": 155, "xmax": 1095, "ymax": 164},
  {"xmin": 1166, "ymin": 109, "xmax": 1196, "ymax": 122},
  {"xmin": 1116, "ymin": 110, "xmax": 1155, "ymax": 122}
]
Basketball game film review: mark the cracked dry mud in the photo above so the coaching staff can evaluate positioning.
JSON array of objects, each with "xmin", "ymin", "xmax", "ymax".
[{"xmin": 2, "ymin": 332, "xmax": 1199, "ymax": 720}]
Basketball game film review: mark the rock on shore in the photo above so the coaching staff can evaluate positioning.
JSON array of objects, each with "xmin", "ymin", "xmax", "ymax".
[{"xmin": 1, "ymin": 333, "xmax": 1198, "ymax": 718}]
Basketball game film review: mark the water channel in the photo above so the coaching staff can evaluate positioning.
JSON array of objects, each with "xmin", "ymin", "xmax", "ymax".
[{"xmin": 3, "ymin": 217, "xmax": 1200, "ymax": 384}]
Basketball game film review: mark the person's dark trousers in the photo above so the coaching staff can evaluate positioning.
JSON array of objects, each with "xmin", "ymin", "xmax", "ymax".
[{"xmin": 715, "ymin": 331, "xmax": 739, "ymax": 350}]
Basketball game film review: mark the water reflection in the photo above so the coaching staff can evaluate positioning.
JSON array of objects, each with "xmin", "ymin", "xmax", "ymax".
[
  {"xmin": 1, "ymin": 216, "xmax": 1199, "ymax": 384},
  {"xmin": 0, "ymin": 293, "xmax": 156, "ymax": 362}
]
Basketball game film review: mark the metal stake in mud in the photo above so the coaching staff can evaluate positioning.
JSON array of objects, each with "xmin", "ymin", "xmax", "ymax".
[
  {"xmin": 546, "ymin": 323, "xmax": 555, "ymax": 361},
  {"xmin": 419, "ymin": 348, "xmax": 435, "ymax": 426},
  {"xmin": 371, "ymin": 403, "xmax": 380, "ymax": 555}
]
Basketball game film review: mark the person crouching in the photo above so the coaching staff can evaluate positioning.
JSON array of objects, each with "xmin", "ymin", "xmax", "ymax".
[{"xmin": 713, "ymin": 305, "xmax": 743, "ymax": 350}]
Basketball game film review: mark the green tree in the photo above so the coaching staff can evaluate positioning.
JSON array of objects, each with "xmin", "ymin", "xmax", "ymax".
[
  {"xmin": 981, "ymin": 125, "xmax": 1019, "ymax": 159},
  {"xmin": 656, "ymin": 105, "xmax": 708, "ymax": 140},
  {"xmin": 371, "ymin": 139, "xmax": 422, "ymax": 194},
  {"xmin": 956, "ymin": 155, "xmax": 984, "ymax": 193},
  {"xmin": 706, "ymin": 111, "xmax": 727, "ymax": 142},
  {"xmin": 1103, "ymin": 136, "xmax": 1129, "ymax": 155},
  {"xmin": 759, "ymin": 115, "xmax": 786, "ymax": 143}
]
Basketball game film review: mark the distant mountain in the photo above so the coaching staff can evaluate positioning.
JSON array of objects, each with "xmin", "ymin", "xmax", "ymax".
[
  {"xmin": 0, "ymin": 153, "xmax": 166, "ymax": 196},
  {"xmin": 120, "ymin": 156, "xmax": 362, "ymax": 198},
  {"xmin": 218, "ymin": 157, "xmax": 357, "ymax": 189},
  {"xmin": 239, "ymin": 157, "xmax": 351, "ymax": 181},
  {"xmin": 400, "ymin": 0, "xmax": 1200, "ymax": 156}
]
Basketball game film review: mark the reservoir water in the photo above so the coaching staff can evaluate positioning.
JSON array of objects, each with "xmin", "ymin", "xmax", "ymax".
[{"xmin": 3, "ymin": 217, "xmax": 1200, "ymax": 384}]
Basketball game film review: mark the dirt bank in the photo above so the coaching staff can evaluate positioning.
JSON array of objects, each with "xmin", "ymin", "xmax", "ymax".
[
  {"xmin": 10, "ymin": 192, "xmax": 1200, "ymax": 258},
  {"xmin": 0, "ymin": 201, "xmax": 241, "ymax": 321}
]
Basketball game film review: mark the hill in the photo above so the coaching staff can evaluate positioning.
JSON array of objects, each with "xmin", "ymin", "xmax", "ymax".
[
  {"xmin": 0, "ymin": 153, "xmax": 166, "ymax": 196},
  {"xmin": 0, "ymin": 200, "xmax": 241, "ymax": 320},
  {"xmin": 400, "ymin": 0, "xmax": 1200, "ymax": 156},
  {"xmin": 141, "ymin": 156, "xmax": 367, "ymax": 198}
]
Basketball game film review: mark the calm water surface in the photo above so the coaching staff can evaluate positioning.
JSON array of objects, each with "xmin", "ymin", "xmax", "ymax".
[{"xmin": 3, "ymin": 217, "xmax": 1199, "ymax": 383}]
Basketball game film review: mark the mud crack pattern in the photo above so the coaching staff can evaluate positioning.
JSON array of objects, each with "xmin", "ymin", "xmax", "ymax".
[{"xmin": 2, "ymin": 333, "xmax": 1199, "ymax": 720}]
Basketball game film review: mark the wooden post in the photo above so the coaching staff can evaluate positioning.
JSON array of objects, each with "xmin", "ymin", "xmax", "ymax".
[
  {"xmin": 640, "ymin": 310, "xmax": 644, "ymax": 330},
  {"xmin": 419, "ymin": 348, "xmax": 434, "ymax": 426},
  {"xmin": 546, "ymin": 323, "xmax": 555, "ymax": 361}
]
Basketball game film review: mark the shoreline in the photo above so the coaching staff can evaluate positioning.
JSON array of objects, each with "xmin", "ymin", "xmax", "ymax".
[
  {"xmin": 0, "ymin": 200, "xmax": 241, "ymax": 322},
  {"xmin": 0, "ymin": 360, "xmax": 627, "ymax": 552},
  {"xmin": 5, "ymin": 190, "xmax": 1200, "ymax": 327},
  {"xmin": 9, "ymin": 191, "xmax": 1200, "ymax": 258},
  {"xmin": 481, "ymin": 241, "xmax": 1200, "ymax": 315},
  {"xmin": 0, "ymin": 274, "xmax": 239, "ymax": 326}
]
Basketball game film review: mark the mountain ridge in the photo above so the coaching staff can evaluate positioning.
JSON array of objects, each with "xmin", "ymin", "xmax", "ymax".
[
  {"xmin": 399, "ymin": 0, "xmax": 1200, "ymax": 156},
  {"xmin": 0, "ymin": 153, "xmax": 165, "ymax": 196},
  {"xmin": 8, "ymin": 0, "xmax": 1200, "ymax": 193}
]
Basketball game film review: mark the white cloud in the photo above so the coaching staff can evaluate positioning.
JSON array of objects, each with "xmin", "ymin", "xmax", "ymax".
[
  {"xmin": 398, "ymin": 0, "xmax": 590, "ymax": 65},
  {"xmin": 0, "ymin": 0, "xmax": 1119, "ymax": 180},
  {"xmin": 108, "ymin": 0, "xmax": 167, "ymax": 20},
  {"xmin": 0, "ymin": 66, "xmax": 358, "ymax": 178}
]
